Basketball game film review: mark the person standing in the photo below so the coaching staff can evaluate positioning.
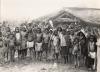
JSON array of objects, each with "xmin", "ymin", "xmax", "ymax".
[
  {"xmin": 35, "ymin": 28, "xmax": 43, "ymax": 60},
  {"xmin": 42, "ymin": 28, "xmax": 50, "ymax": 60},
  {"xmin": 15, "ymin": 27, "xmax": 21, "ymax": 60},
  {"xmin": 20, "ymin": 26, "xmax": 27, "ymax": 59},
  {"xmin": 96, "ymin": 29, "xmax": 100, "ymax": 72},
  {"xmin": 87, "ymin": 35, "xmax": 97, "ymax": 70}
]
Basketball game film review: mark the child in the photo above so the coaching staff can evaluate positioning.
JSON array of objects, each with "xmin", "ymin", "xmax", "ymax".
[
  {"xmin": 15, "ymin": 27, "xmax": 21, "ymax": 59},
  {"xmin": 42, "ymin": 28, "xmax": 50, "ymax": 60},
  {"xmin": 20, "ymin": 26, "xmax": 27, "ymax": 59},
  {"xmin": 87, "ymin": 35, "xmax": 97, "ymax": 70},
  {"xmin": 60, "ymin": 30, "xmax": 71, "ymax": 64},
  {"xmin": 0, "ymin": 35, "xmax": 6, "ymax": 64},
  {"xmin": 8, "ymin": 33, "xmax": 16, "ymax": 62},
  {"xmin": 26, "ymin": 27, "xmax": 35, "ymax": 59},
  {"xmin": 72, "ymin": 37, "xmax": 81, "ymax": 68},
  {"xmin": 52, "ymin": 30, "xmax": 60, "ymax": 62},
  {"xmin": 4, "ymin": 27, "xmax": 11, "ymax": 61},
  {"xmin": 35, "ymin": 28, "xmax": 43, "ymax": 60}
]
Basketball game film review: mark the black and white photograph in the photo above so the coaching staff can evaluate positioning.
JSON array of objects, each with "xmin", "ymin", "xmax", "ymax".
[{"xmin": 0, "ymin": 0, "xmax": 100, "ymax": 72}]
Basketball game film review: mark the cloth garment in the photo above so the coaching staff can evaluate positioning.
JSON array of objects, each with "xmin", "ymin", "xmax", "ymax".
[
  {"xmin": 16, "ymin": 33, "xmax": 20, "ymax": 40},
  {"xmin": 35, "ymin": 42, "xmax": 42, "ymax": 51},
  {"xmin": 27, "ymin": 41, "xmax": 34, "ymax": 48},
  {"xmin": 52, "ymin": 36, "xmax": 58, "ymax": 46},
  {"xmin": 89, "ymin": 52, "xmax": 96, "ymax": 59},
  {"xmin": 59, "ymin": 33, "xmax": 66, "ymax": 46}
]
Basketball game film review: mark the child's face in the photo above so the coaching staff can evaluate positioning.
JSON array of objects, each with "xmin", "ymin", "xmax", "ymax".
[
  {"xmin": 74, "ymin": 39, "xmax": 79, "ymax": 44},
  {"xmin": 16, "ymin": 28, "xmax": 19, "ymax": 32},
  {"xmin": 90, "ymin": 38, "xmax": 94, "ymax": 42}
]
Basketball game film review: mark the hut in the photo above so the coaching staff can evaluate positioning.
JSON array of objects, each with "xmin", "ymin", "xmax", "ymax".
[{"xmin": 35, "ymin": 7, "xmax": 100, "ymax": 29}]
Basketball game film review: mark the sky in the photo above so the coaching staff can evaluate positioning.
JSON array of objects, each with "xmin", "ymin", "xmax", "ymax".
[{"xmin": 1, "ymin": 0, "xmax": 100, "ymax": 21}]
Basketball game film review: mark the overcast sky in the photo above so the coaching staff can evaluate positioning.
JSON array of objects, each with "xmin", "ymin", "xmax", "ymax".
[{"xmin": 1, "ymin": 0, "xmax": 100, "ymax": 21}]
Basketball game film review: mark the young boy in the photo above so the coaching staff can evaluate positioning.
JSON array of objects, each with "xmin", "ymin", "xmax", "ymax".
[
  {"xmin": 0, "ymin": 33, "xmax": 6, "ymax": 64},
  {"xmin": 42, "ymin": 28, "xmax": 50, "ymax": 60},
  {"xmin": 4, "ymin": 27, "xmax": 11, "ymax": 61},
  {"xmin": 52, "ymin": 30, "xmax": 60, "ymax": 62},
  {"xmin": 26, "ymin": 27, "xmax": 35, "ymax": 59},
  {"xmin": 8, "ymin": 33, "xmax": 16, "ymax": 62},
  {"xmin": 87, "ymin": 35, "xmax": 97, "ymax": 70},
  {"xmin": 35, "ymin": 28, "xmax": 43, "ymax": 60},
  {"xmin": 60, "ymin": 29, "xmax": 71, "ymax": 64},
  {"xmin": 20, "ymin": 26, "xmax": 27, "ymax": 59},
  {"xmin": 15, "ymin": 27, "xmax": 21, "ymax": 59},
  {"xmin": 72, "ymin": 37, "xmax": 81, "ymax": 68}
]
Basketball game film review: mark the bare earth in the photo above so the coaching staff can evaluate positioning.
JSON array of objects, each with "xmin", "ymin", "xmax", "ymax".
[{"xmin": 0, "ymin": 58, "xmax": 92, "ymax": 72}]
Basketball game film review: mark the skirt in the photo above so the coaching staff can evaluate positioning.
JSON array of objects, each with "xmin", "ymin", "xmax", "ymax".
[
  {"xmin": 27, "ymin": 41, "xmax": 34, "ymax": 48},
  {"xmin": 21, "ymin": 40, "xmax": 27, "ymax": 50},
  {"xmin": 35, "ymin": 42, "xmax": 42, "ymax": 51}
]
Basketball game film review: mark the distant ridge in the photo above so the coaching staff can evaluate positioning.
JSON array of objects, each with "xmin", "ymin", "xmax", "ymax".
[{"xmin": 63, "ymin": 7, "xmax": 100, "ymax": 10}]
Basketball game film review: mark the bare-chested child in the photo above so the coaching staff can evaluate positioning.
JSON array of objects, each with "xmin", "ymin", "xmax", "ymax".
[
  {"xmin": 20, "ymin": 26, "xmax": 27, "ymax": 59},
  {"xmin": 8, "ymin": 33, "xmax": 16, "ymax": 62},
  {"xmin": 52, "ymin": 30, "xmax": 60, "ymax": 62},
  {"xmin": 35, "ymin": 28, "xmax": 43, "ymax": 60},
  {"xmin": 15, "ymin": 27, "xmax": 21, "ymax": 59},
  {"xmin": 26, "ymin": 26, "xmax": 35, "ymax": 59},
  {"xmin": 4, "ymin": 27, "xmax": 11, "ymax": 61},
  {"xmin": 72, "ymin": 37, "xmax": 81, "ymax": 68},
  {"xmin": 42, "ymin": 28, "xmax": 50, "ymax": 60},
  {"xmin": 0, "ymin": 31, "xmax": 6, "ymax": 64}
]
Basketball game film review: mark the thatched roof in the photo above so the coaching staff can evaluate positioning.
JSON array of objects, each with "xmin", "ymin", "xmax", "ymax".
[
  {"xmin": 64, "ymin": 7, "xmax": 100, "ymax": 25},
  {"xmin": 35, "ymin": 7, "xmax": 100, "ymax": 27}
]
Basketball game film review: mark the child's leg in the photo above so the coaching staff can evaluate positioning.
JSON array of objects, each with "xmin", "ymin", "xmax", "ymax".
[
  {"xmin": 12, "ymin": 49, "xmax": 15, "ymax": 62},
  {"xmin": 55, "ymin": 53, "xmax": 59, "ymax": 62},
  {"xmin": 64, "ymin": 56, "xmax": 66, "ymax": 64},
  {"xmin": 21, "ymin": 49, "xmax": 24, "ymax": 59},
  {"xmin": 29, "ymin": 48, "xmax": 33, "ymax": 59},
  {"xmin": 77, "ymin": 55, "xmax": 80, "ymax": 67},
  {"xmin": 17, "ymin": 46, "xmax": 20, "ymax": 59},
  {"xmin": 74, "ymin": 55, "xmax": 77, "ymax": 67},
  {"xmin": 24, "ymin": 49, "xmax": 27, "ymax": 58}
]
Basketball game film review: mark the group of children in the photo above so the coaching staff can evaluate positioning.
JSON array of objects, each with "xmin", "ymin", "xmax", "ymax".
[{"xmin": 0, "ymin": 24, "xmax": 98, "ymax": 71}]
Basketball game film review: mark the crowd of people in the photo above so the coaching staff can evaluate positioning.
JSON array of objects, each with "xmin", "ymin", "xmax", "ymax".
[{"xmin": 0, "ymin": 22, "xmax": 99, "ymax": 71}]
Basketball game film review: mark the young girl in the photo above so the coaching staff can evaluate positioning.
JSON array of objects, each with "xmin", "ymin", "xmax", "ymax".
[{"xmin": 72, "ymin": 37, "xmax": 81, "ymax": 68}]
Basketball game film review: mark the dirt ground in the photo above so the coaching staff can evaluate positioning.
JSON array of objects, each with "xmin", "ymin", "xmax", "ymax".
[{"xmin": 0, "ymin": 57, "xmax": 93, "ymax": 72}]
